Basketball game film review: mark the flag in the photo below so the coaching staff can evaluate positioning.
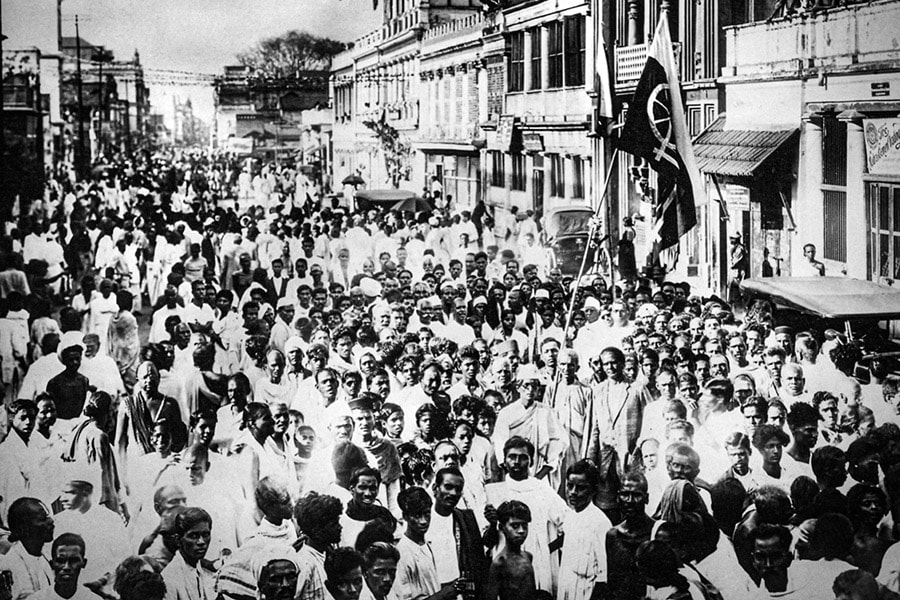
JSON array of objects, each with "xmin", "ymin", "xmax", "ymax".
[
  {"xmin": 617, "ymin": 16, "xmax": 704, "ymax": 250},
  {"xmin": 596, "ymin": 27, "xmax": 614, "ymax": 119}
]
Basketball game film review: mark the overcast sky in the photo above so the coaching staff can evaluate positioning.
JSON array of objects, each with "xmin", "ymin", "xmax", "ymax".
[{"xmin": 4, "ymin": 0, "xmax": 381, "ymax": 123}]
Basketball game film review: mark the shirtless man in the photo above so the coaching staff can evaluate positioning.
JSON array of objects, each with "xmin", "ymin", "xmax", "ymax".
[{"xmin": 486, "ymin": 500, "xmax": 536, "ymax": 600}]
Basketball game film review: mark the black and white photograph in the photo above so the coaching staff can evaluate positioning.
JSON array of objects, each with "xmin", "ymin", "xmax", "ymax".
[{"xmin": 1, "ymin": 0, "xmax": 900, "ymax": 598}]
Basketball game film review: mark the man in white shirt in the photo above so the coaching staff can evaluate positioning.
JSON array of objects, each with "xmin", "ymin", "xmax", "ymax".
[
  {"xmin": 27, "ymin": 532, "xmax": 96, "ymax": 600},
  {"xmin": 0, "ymin": 497, "xmax": 55, "ymax": 598},
  {"xmin": 558, "ymin": 460, "xmax": 612, "ymax": 600}
]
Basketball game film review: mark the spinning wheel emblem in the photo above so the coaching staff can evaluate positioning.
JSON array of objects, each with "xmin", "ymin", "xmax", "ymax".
[{"xmin": 646, "ymin": 83, "xmax": 677, "ymax": 167}]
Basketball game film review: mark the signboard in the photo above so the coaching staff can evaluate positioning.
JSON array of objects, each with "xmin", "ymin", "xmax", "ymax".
[
  {"xmin": 871, "ymin": 82, "xmax": 890, "ymax": 98},
  {"xmin": 724, "ymin": 184, "xmax": 751, "ymax": 211},
  {"xmin": 497, "ymin": 115, "xmax": 515, "ymax": 151},
  {"xmin": 864, "ymin": 118, "xmax": 900, "ymax": 175},
  {"xmin": 522, "ymin": 132, "xmax": 544, "ymax": 153},
  {"xmin": 226, "ymin": 137, "xmax": 255, "ymax": 155}
]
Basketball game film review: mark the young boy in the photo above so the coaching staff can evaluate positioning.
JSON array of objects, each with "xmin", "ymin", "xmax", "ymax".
[
  {"xmin": 381, "ymin": 403, "xmax": 404, "ymax": 447},
  {"xmin": 294, "ymin": 424, "xmax": 316, "ymax": 490},
  {"xmin": 412, "ymin": 403, "xmax": 437, "ymax": 450},
  {"xmin": 324, "ymin": 546, "xmax": 366, "ymax": 600},
  {"xmin": 486, "ymin": 500, "xmax": 536, "ymax": 600}
]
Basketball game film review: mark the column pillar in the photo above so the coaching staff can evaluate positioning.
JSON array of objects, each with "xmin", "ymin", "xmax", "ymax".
[
  {"xmin": 840, "ymin": 109, "xmax": 867, "ymax": 279},
  {"xmin": 524, "ymin": 29, "xmax": 533, "ymax": 91},
  {"xmin": 541, "ymin": 24, "xmax": 550, "ymax": 89},
  {"xmin": 797, "ymin": 111, "xmax": 824, "ymax": 269},
  {"xmin": 627, "ymin": 0, "xmax": 642, "ymax": 45}
]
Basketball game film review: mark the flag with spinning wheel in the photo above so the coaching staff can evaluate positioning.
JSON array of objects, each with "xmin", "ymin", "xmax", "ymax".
[{"xmin": 617, "ymin": 16, "xmax": 704, "ymax": 250}]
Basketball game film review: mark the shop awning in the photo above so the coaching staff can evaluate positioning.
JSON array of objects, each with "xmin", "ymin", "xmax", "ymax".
[
  {"xmin": 354, "ymin": 189, "xmax": 419, "ymax": 204},
  {"xmin": 693, "ymin": 116, "xmax": 798, "ymax": 177}
]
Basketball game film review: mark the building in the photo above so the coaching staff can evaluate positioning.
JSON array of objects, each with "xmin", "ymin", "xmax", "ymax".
[
  {"xmin": 2, "ymin": 49, "xmax": 49, "ymax": 210},
  {"xmin": 720, "ymin": 0, "xmax": 900, "ymax": 284},
  {"xmin": 2, "ymin": 0, "xmax": 66, "ymax": 209},
  {"xmin": 481, "ymin": 0, "xmax": 596, "ymax": 228},
  {"xmin": 172, "ymin": 97, "xmax": 209, "ymax": 147},
  {"xmin": 60, "ymin": 36, "xmax": 153, "ymax": 163},
  {"xmin": 330, "ymin": 0, "xmax": 482, "ymax": 201},
  {"xmin": 610, "ymin": 0, "xmax": 754, "ymax": 293},
  {"xmin": 212, "ymin": 65, "xmax": 330, "ymax": 159}
]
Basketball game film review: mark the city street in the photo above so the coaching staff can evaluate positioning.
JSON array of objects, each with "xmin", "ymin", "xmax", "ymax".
[{"xmin": 2, "ymin": 1, "xmax": 900, "ymax": 599}]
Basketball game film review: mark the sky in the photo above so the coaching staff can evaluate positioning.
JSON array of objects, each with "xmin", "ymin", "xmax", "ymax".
[{"xmin": 4, "ymin": 0, "xmax": 381, "ymax": 124}]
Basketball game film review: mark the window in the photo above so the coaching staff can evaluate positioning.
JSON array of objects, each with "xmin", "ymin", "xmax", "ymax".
[
  {"xmin": 823, "ymin": 190, "xmax": 847, "ymax": 263},
  {"xmin": 508, "ymin": 31, "xmax": 525, "ymax": 92},
  {"xmin": 564, "ymin": 16, "xmax": 585, "ymax": 87},
  {"xmin": 511, "ymin": 153, "xmax": 526, "ymax": 191},
  {"xmin": 491, "ymin": 151, "xmax": 505, "ymax": 187},
  {"xmin": 548, "ymin": 21, "xmax": 563, "ymax": 89},
  {"xmin": 529, "ymin": 27, "xmax": 542, "ymax": 90},
  {"xmin": 821, "ymin": 115, "xmax": 848, "ymax": 262},
  {"xmin": 549, "ymin": 153, "xmax": 565, "ymax": 197},
  {"xmin": 867, "ymin": 182, "xmax": 900, "ymax": 281},
  {"xmin": 571, "ymin": 155, "xmax": 584, "ymax": 198}
]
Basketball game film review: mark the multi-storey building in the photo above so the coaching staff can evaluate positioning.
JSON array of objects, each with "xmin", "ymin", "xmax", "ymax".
[
  {"xmin": 213, "ymin": 65, "xmax": 330, "ymax": 157},
  {"xmin": 721, "ymin": 0, "xmax": 900, "ymax": 285},
  {"xmin": 330, "ymin": 0, "xmax": 482, "ymax": 199},
  {"xmin": 611, "ymin": 0, "xmax": 753, "ymax": 292},
  {"xmin": 480, "ymin": 0, "xmax": 597, "ymax": 229}
]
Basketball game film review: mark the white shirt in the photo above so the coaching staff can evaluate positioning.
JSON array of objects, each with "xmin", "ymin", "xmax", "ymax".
[
  {"xmin": 395, "ymin": 535, "xmax": 440, "ymax": 600},
  {"xmin": 426, "ymin": 511, "xmax": 460, "ymax": 584},
  {"xmin": 0, "ymin": 542, "xmax": 52, "ymax": 599}
]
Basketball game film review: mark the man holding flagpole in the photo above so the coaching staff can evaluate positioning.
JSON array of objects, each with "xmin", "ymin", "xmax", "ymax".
[{"xmin": 617, "ymin": 16, "xmax": 705, "ymax": 253}]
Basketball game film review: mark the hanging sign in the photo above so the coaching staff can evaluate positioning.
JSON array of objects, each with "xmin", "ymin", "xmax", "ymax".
[{"xmin": 864, "ymin": 118, "xmax": 900, "ymax": 175}]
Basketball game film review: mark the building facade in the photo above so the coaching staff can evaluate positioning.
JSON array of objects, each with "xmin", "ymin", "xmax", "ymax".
[
  {"xmin": 481, "ymin": 0, "xmax": 596, "ymax": 228},
  {"xmin": 721, "ymin": 0, "xmax": 900, "ymax": 284},
  {"xmin": 330, "ymin": 0, "xmax": 482, "ymax": 201}
]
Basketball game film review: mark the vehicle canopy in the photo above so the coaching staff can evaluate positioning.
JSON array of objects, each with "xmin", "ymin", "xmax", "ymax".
[
  {"xmin": 739, "ymin": 277, "xmax": 900, "ymax": 320},
  {"xmin": 740, "ymin": 276, "xmax": 900, "ymax": 352},
  {"xmin": 544, "ymin": 206, "xmax": 594, "ymax": 241}
]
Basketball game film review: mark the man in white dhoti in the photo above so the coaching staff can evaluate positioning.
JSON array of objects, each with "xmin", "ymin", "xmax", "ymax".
[
  {"xmin": 492, "ymin": 365, "xmax": 566, "ymax": 484},
  {"xmin": 485, "ymin": 436, "xmax": 570, "ymax": 596}
]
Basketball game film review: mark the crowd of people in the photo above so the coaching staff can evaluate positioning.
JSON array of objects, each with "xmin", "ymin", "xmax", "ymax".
[{"xmin": 1, "ymin": 150, "xmax": 900, "ymax": 600}]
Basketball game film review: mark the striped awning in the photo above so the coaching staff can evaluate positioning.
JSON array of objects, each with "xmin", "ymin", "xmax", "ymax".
[{"xmin": 693, "ymin": 116, "xmax": 798, "ymax": 177}]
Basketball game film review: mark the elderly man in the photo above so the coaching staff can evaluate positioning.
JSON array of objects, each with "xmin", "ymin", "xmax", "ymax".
[
  {"xmin": 492, "ymin": 364, "xmax": 566, "ymax": 483},
  {"xmin": 780, "ymin": 363, "xmax": 811, "ymax": 407},
  {"xmin": 548, "ymin": 349, "xmax": 594, "ymax": 494}
]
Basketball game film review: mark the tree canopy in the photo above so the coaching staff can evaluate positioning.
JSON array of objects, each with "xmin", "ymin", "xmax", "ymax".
[{"xmin": 237, "ymin": 31, "xmax": 347, "ymax": 78}]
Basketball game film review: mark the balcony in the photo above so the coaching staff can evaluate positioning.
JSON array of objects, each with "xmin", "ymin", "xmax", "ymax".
[
  {"xmin": 614, "ymin": 42, "xmax": 683, "ymax": 90},
  {"xmin": 723, "ymin": 0, "xmax": 900, "ymax": 81},
  {"xmin": 384, "ymin": 9, "xmax": 423, "ymax": 40},
  {"xmin": 2, "ymin": 83, "xmax": 39, "ymax": 111}
]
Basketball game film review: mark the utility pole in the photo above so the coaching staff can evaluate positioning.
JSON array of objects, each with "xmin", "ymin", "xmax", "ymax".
[
  {"xmin": 57, "ymin": 0, "xmax": 64, "ymax": 51},
  {"xmin": 124, "ymin": 78, "xmax": 131, "ymax": 154},
  {"xmin": 92, "ymin": 47, "xmax": 113, "ymax": 160},
  {"xmin": 75, "ymin": 16, "xmax": 86, "ymax": 179}
]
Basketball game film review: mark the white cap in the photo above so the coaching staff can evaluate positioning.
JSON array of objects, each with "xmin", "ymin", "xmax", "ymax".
[
  {"xmin": 58, "ymin": 331, "xmax": 85, "ymax": 357},
  {"xmin": 359, "ymin": 277, "xmax": 382, "ymax": 298},
  {"xmin": 516, "ymin": 363, "xmax": 543, "ymax": 382},
  {"xmin": 583, "ymin": 296, "xmax": 601, "ymax": 312}
]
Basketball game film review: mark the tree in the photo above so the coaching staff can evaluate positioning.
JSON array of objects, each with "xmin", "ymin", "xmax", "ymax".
[
  {"xmin": 363, "ymin": 115, "xmax": 412, "ymax": 188},
  {"xmin": 237, "ymin": 31, "xmax": 347, "ymax": 78}
]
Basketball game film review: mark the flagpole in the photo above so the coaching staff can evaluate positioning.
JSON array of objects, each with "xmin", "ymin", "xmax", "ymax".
[{"xmin": 549, "ymin": 148, "xmax": 619, "ymax": 408}]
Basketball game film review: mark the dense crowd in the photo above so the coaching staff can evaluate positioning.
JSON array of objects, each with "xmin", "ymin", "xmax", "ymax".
[{"xmin": 1, "ymin": 150, "xmax": 899, "ymax": 600}]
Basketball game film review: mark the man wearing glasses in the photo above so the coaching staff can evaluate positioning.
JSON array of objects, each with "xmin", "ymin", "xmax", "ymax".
[{"xmin": 491, "ymin": 365, "xmax": 565, "ymax": 485}]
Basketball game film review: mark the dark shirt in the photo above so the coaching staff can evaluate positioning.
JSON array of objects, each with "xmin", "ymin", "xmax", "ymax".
[{"xmin": 46, "ymin": 370, "xmax": 91, "ymax": 419}]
